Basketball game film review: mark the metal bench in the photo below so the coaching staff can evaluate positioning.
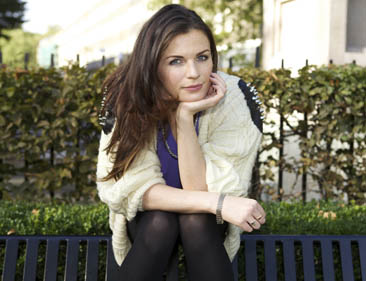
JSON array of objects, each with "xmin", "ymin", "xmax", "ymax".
[{"xmin": 1, "ymin": 235, "xmax": 365, "ymax": 280}]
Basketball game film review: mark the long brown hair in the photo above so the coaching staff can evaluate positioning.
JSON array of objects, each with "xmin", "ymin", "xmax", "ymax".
[{"xmin": 100, "ymin": 4, "xmax": 218, "ymax": 181}]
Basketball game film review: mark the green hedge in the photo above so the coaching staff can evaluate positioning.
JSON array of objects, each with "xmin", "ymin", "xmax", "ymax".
[
  {"xmin": 230, "ymin": 64, "xmax": 366, "ymax": 203},
  {"xmin": 0, "ymin": 64, "xmax": 115, "ymax": 202},
  {"xmin": 1, "ymin": 63, "xmax": 366, "ymax": 203},
  {"xmin": 1, "ymin": 200, "xmax": 365, "ymax": 235}
]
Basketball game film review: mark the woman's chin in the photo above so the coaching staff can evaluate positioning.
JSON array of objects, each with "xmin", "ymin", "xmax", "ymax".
[{"xmin": 179, "ymin": 90, "xmax": 208, "ymax": 102}]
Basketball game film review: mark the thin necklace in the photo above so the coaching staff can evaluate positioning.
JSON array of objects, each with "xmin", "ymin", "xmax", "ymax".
[{"xmin": 161, "ymin": 115, "xmax": 199, "ymax": 159}]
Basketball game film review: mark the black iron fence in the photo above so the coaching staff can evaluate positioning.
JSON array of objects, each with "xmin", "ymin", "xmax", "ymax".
[{"xmin": 0, "ymin": 52, "xmax": 118, "ymax": 70}]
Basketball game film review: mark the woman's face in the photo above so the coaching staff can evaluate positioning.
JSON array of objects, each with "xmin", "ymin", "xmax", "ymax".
[{"xmin": 158, "ymin": 29, "xmax": 213, "ymax": 102}]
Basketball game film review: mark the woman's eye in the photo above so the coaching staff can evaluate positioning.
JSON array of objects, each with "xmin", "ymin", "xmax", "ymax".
[
  {"xmin": 197, "ymin": 55, "xmax": 208, "ymax": 61},
  {"xmin": 169, "ymin": 59, "xmax": 182, "ymax": 65}
]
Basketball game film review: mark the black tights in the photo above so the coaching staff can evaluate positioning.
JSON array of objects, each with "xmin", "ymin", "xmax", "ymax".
[{"xmin": 119, "ymin": 211, "xmax": 235, "ymax": 281}]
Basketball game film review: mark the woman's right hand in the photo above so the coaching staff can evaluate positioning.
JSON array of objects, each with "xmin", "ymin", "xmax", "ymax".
[
  {"xmin": 220, "ymin": 196, "xmax": 266, "ymax": 232},
  {"xmin": 176, "ymin": 72, "xmax": 227, "ymax": 120}
]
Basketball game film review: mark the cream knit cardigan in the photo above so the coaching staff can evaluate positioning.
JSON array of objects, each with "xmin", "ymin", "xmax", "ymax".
[{"xmin": 96, "ymin": 71, "xmax": 262, "ymax": 266}]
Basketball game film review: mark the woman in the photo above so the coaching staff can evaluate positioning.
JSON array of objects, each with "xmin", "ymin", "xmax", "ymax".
[{"xmin": 97, "ymin": 4, "xmax": 265, "ymax": 281}]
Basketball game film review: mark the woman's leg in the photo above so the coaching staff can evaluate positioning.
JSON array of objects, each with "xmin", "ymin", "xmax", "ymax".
[
  {"xmin": 178, "ymin": 213, "xmax": 234, "ymax": 281},
  {"xmin": 120, "ymin": 210, "xmax": 179, "ymax": 281}
]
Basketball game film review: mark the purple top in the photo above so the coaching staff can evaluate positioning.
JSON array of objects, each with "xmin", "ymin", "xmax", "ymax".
[{"xmin": 157, "ymin": 113, "xmax": 201, "ymax": 188}]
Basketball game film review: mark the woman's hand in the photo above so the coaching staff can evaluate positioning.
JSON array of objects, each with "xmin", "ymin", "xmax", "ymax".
[
  {"xmin": 177, "ymin": 72, "xmax": 227, "ymax": 120},
  {"xmin": 220, "ymin": 196, "xmax": 266, "ymax": 232}
]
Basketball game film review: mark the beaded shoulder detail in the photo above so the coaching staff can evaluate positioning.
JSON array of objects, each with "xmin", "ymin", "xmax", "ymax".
[
  {"xmin": 98, "ymin": 87, "xmax": 115, "ymax": 135},
  {"xmin": 237, "ymin": 80, "xmax": 264, "ymax": 133}
]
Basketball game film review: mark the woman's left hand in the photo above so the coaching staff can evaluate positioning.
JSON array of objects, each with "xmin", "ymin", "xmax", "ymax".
[{"xmin": 177, "ymin": 72, "xmax": 227, "ymax": 119}]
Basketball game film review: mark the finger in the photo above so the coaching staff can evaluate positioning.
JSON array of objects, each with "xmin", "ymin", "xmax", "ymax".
[
  {"xmin": 211, "ymin": 84, "xmax": 225, "ymax": 98},
  {"xmin": 210, "ymin": 73, "xmax": 226, "ymax": 89},
  {"xmin": 247, "ymin": 218, "xmax": 261, "ymax": 230},
  {"xmin": 252, "ymin": 210, "xmax": 265, "ymax": 224},
  {"xmin": 206, "ymin": 85, "xmax": 215, "ymax": 97},
  {"xmin": 254, "ymin": 203, "xmax": 266, "ymax": 217},
  {"xmin": 256, "ymin": 215, "xmax": 266, "ymax": 225},
  {"xmin": 210, "ymin": 72, "xmax": 224, "ymax": 82},
  {"xmin": 241, "ymin": 222, "xmax": 254, "ymax": 233},
  {"xmin": 209, "ymin": 76, "xmax": 226, "ymax": 93},
  {"xmin": 205, "ymin": 87, "xmax": 224, "ymax": 105}
]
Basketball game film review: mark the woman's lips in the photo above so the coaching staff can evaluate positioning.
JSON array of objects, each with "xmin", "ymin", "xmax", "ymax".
[{"xmin": 184, "ymin": 84, "xmax": 203, "ymax": 92}]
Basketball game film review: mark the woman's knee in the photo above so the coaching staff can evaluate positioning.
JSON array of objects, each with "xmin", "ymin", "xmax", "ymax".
[
  {"xmin": 179, "ymin": 213, "xmax": 227, "ymax": 243},
  {"xmin": 179, "ymin": 213, "xmax": 216, "ymax": 234},
  {"xmin": 144, "ymin": 211, "xmax": 178, "ymax": 232},
  {"xmin": 136, "ymin": 211, "xmax": 179, "ymax": 252}
]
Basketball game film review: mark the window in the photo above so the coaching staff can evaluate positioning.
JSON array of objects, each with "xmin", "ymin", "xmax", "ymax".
[{"xmin": 346, "ymin": 0, "xmax": 366, "ymax": 52}]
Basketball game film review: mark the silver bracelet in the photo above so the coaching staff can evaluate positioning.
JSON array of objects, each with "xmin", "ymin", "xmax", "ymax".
[{"xmin": 216, "ymin": 193, "xmax": 226, "ymax": 224}]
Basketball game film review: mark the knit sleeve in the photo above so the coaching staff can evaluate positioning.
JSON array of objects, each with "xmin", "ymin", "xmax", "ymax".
[
  {"xmin": 96, "ymin": 126, "xmax": 165, "ymax": 221},
  {"xmin": 201, "ymin": 78, "xmax": 263, "ymax": 197}
]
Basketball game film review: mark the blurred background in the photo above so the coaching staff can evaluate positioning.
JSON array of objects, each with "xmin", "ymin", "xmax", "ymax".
[
  {"xmin": 1, "ymin": 0, "xmax": 262, "ymax": 70},
  {"xmin": 1, "ymin": 0, "xmax": 365, "ymax": 72}
]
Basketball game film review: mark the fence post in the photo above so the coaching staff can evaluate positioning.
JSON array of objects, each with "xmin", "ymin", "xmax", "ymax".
[
  {"xmin": 50, "ymin": 53, "xmax": 54, "ymax": 67},
  {"xmin": 24, "ymin": 53, "xmax": 30, "ymax": 70},
  {"xmin": 255, "ymin": 46, "xmax": 260, "ymax": 68},
  {"xmin": 301, "ymin": 59, "xmax": 309, "ymax": 203},
  {"xmin": 102, "ymin": 55, "xmax": 105, "ymax": 67},
  {"xmin": 277, "ymin": 59, "xmax": 284, "ymax": 201},
  {"xmin": 229, "ymin": 57, "xmax": 233, "ymax": 70},
  {"xmin": 76, "ymin": 54, "xmax": 80, "ymax": 66},
  {"xmin": 0, "ymin": 44, "xmax": 2, "ymax": 189},
  {"xmin": 249, "ymin": 48, "xmax": 262, "ymax": 200},
  {"xmin": 22, "ymin": 51, "xmax": 30, "ymax": 185},
  {"xmin": 348, "ymin": 60, "xmax": 356, "ymax": 199}
]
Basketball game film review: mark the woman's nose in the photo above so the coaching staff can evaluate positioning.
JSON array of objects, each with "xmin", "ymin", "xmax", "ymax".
[{"xmin": 186, "ymin": 61, "xmax": 200, "ymax": 79}]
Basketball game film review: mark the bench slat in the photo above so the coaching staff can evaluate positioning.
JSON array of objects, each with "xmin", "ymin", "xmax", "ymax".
[
  {"xmin": 65, "ymin": 239, "xmax": 79, "ymax": 281},
  {"xmin": 264, "ymin": 240, "xmax": 277, "ymax": 281},
  {"xmin": 44, "ymin": 239, "xmax": 60, "ymax": 281},
  {"xmin": 3, "ymin": 239, "xmax": 19, "ymax": 281},
  {"xmin": 282, "ymin": 240, "xmax": 296, "ymax": 281},
  {"xmin": 85, "ymin": 239, "xmax": 99, "ymax": 281},
  {"xmin": 359, "ymin": 239, "xmax": 366, "ymax": 281},
  {"xmin": 245, "ymin": 239, "xmax": 258, "ymax": 281},
  {"xmin": 23, "ymin": 239, "xmax": 39, "ymax": 281},
  {"xmin": 339, "ymin": 240, "xmax": 354, "ymax": 281},
  {"xmin": 320, "ymin": 239, "xmax": 335, "ymax": 281},
  {"xmin": 302, "ymin": 240, "xmax": 316, "ymax": 281}
]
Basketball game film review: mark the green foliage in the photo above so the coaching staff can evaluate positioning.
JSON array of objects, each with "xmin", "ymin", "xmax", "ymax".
[
  {"xmin": 1, "ymin": 200, "xmax": 364, "ymax": 236},
  {"xmin": 0, "ymin": 63, "xmax": 116, "ymax": 202},
  {"xmin": 230, "ymin": 63, "xmax": 366, "ymax": 203},
  {"xmin": 0, "ymin": 201, "xmax": 109, "ymax": 235},
  {"xmin": 0, "ymin": 0, "xmax": 26, "ymax": 40},
  {"xmin": 0, "ymin": 28, "xmax": 42, "ymax": 68},
  {"xmin": 258, "ymin": 200, "xmax": 366, "ymax": 235}
]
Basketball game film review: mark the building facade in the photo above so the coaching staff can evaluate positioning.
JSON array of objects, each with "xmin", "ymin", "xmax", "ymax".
[
  {"xmin": 262, "ymin": 0, "xmax": 366, "ymax": 71},
  {"xmin": 38, "ymin": 0, "xmax": 155, "ymax": 68}
]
